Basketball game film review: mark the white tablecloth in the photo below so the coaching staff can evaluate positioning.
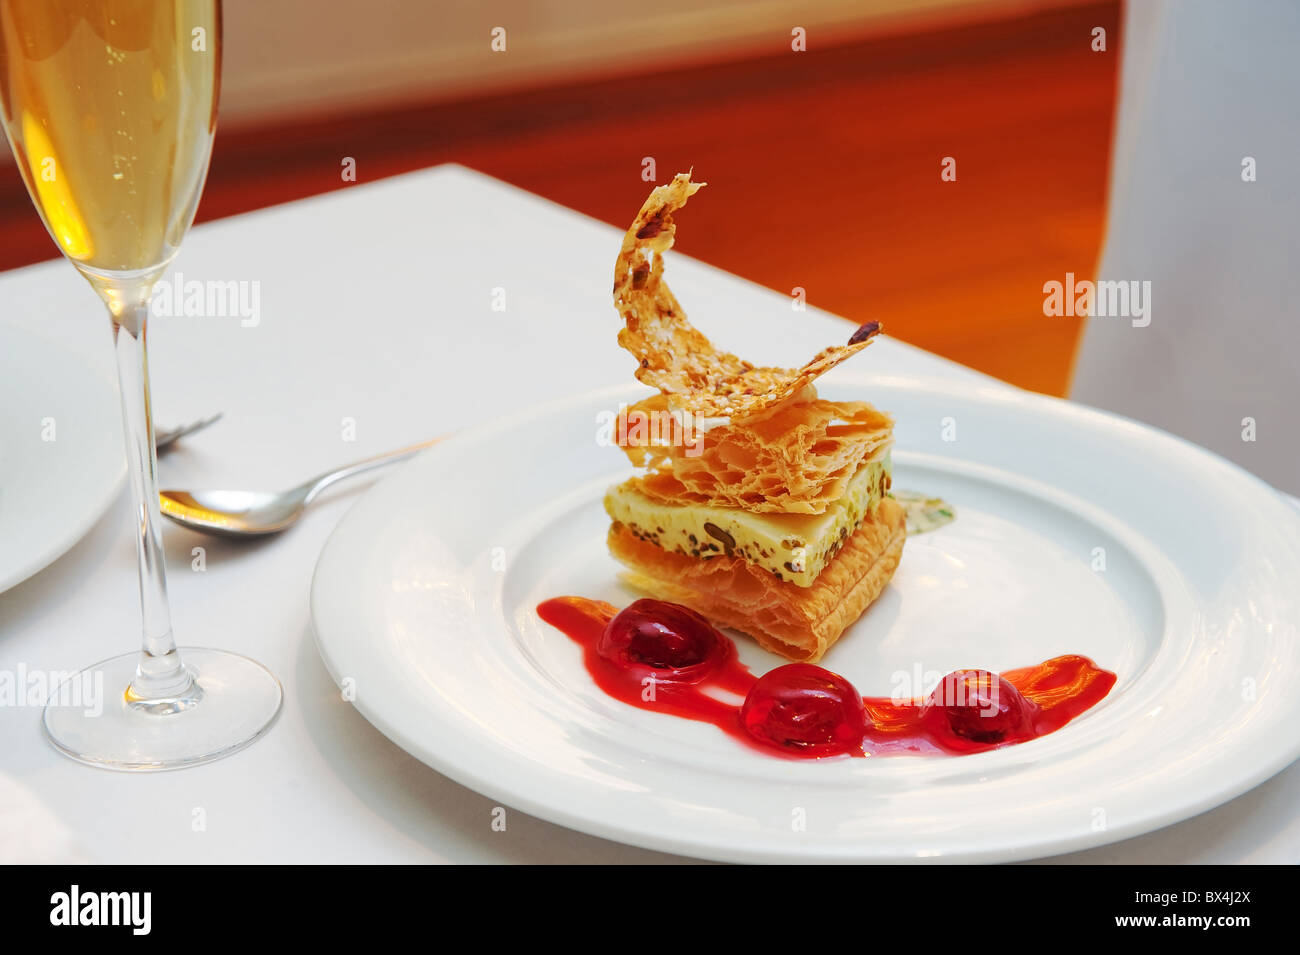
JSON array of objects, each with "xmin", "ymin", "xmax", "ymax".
[{"xmin": 1, "ymin": 166, "xmax": 1296, "ymax": 863}]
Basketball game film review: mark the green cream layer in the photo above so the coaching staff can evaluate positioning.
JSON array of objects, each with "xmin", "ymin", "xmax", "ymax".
[{"xmin": 605, "ymin": 453, "xmax": 890, "ymax": 587}]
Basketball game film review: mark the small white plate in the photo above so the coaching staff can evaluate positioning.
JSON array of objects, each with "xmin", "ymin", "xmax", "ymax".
[
  {"xmin": 310, "ymin": 375, "xmax": 1300, "ymax": 863},
  {"xmin": 0, "ymin": 323, "xmax": 124, "ymax": 594}
]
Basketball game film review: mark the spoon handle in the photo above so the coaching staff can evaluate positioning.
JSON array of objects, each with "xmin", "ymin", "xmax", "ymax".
[{"xmin": 299, "ymin": 436, "xmax": 445, "ymax": 503}]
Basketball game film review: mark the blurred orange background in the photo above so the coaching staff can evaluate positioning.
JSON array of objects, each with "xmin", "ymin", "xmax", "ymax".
[{"xmin": 0, "ymin": 0, "xmax": 1120, "ymax": 395}]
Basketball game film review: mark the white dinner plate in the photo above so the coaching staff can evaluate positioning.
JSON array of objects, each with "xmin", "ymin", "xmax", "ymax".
[
  {"xmin": 0, "ymin": 323, "xmax": 124, "ymax": 594},
  {"xmin": 310, "ymin": 374, "xmax": 1300, "ymax": 863}
]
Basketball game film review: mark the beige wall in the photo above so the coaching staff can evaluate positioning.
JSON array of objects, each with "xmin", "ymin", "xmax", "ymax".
[
  {"xmin": 0, "ymin": 0, "xmax": 1062, "ymax": 172},
  {"xmin": 217, "ymin": 0, "xmax": 1044, "ymax": 128}
]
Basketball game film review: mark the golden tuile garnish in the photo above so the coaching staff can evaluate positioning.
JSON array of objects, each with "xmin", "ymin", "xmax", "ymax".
[{"xmin": 613, "ymin": 172, "xmax": 881, "ymax": 422}]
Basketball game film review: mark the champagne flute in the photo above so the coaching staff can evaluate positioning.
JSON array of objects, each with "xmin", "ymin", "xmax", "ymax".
[{"xmin": 0, "ymin": 0, "xmax": 280, "ymax": 769}]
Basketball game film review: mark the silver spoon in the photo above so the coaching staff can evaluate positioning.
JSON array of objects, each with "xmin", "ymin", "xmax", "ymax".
[{"xmin": 159, "ymin": 437, "xmax": 442, "ymax": 538}]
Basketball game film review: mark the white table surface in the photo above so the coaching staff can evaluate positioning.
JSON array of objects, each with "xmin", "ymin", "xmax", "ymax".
[{"xmin": 1, "ymin": 164, "xmax": 1297, "ymax": 864}]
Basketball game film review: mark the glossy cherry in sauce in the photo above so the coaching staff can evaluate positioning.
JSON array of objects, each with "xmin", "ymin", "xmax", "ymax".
[
  {"xmin": 598, "ymin": 599, "xmax": 729, "ymax": 681},
  {"xmin": 741, "ymin": 664, "xmax": 866, "ymax": 757},
  {"xmin": 920, "ymin": 669, "xmax": 1037, "ymax": 752}
]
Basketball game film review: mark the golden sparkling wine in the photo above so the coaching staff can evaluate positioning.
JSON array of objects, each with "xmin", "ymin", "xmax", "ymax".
[{"xmin": 0, "ymin": 0, "xmax": 220, "ymax": 274}]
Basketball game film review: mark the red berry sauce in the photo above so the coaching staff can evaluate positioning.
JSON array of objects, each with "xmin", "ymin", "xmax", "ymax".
[{"xmin": 537, "ymin": 596, "xmax": 1117, "ymax": 759}]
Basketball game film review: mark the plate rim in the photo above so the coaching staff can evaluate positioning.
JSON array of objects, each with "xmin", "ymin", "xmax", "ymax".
[{"xmin": 0, "ymin": 323, "xmax": 126, "ymax": 594}]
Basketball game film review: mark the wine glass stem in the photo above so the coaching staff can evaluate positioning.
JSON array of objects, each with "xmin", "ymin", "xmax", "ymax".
[{"xmin": 108, "ymin": 285, "xmax": 196, "ymax": 706}]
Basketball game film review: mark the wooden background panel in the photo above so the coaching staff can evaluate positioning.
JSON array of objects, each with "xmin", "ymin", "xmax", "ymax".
[{"xmin": 0, "ymin": 0, "xmax": 1120, "ymax": 395}]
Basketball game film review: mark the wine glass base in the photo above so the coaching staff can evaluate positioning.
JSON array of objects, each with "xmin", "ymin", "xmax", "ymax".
[{"xmin": 42, "ymin": 648, "xmax": 282, "ymax": 772}]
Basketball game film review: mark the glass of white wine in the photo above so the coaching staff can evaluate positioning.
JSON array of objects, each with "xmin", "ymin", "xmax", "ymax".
[{"xmin": 0, "ymin": 0, "xmax": 281, "ymax": 769}]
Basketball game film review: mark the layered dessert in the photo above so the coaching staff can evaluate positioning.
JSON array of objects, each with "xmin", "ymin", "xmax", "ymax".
[{"xmin": 605, "ymin": 173, "xmax": 905, "ymax": 662}]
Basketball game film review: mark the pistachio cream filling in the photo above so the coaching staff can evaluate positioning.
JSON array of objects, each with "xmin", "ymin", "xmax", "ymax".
[{"xmin": 605, "ymin": 453, "xmax": 891, "ymax": 587}]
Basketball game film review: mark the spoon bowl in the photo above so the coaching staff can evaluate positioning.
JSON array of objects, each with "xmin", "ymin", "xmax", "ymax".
[{"xmin": 160, "ymin": 489, "xmax": 308, "ymax": 538}]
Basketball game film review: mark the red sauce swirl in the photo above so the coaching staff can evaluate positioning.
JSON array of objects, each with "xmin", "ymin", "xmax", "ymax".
[{"xmin": 538, "ymin": 596, "xmax": 1116, "ymax": 759}]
